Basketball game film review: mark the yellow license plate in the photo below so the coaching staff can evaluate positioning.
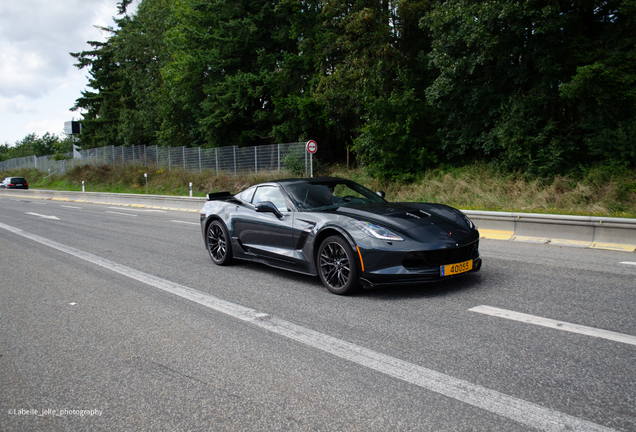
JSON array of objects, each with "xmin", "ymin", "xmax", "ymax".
[{"xmin": 441, "ymin": 260, "xmax": 473, "ymax": 276}]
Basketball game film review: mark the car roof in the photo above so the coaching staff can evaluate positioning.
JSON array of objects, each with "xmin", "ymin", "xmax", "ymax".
[{"xmin": 272, "ymin": 177, "xmax": 347, "ymax": 186}]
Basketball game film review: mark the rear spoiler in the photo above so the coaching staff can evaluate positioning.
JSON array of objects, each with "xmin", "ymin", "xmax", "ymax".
[{"xmin": 206, "ymin": 191, "xmax": 233, "ymax": 201}]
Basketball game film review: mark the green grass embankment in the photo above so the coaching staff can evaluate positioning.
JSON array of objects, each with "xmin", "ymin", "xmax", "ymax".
[{"xmin": 2, "ymin": 163, "xmax": 635, "ymax": 218}]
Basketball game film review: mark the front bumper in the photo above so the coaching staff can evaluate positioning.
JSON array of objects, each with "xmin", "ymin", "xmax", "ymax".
[
  {"xmin": 355, "ymin": 238, "xmax": 481, "ymax": 288},
  {"xmin": 359, "ymin": 257, "xmax": 482, "ymax": 288}
]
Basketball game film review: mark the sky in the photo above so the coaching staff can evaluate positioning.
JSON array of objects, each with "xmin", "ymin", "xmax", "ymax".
[{"xmin": 0, "ymin": 0, "xmax": 139, "ymax": 146}]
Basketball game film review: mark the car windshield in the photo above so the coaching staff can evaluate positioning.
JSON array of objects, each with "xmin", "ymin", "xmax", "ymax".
[{"xmin": 284, "ymin": 180, "xmax": 386, "ymax": 211}]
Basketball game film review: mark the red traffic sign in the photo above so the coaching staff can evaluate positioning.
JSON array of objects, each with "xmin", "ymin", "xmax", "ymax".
[{"xmin": 306, "ymin": 140, "xmax": 317, "ymax": 154}]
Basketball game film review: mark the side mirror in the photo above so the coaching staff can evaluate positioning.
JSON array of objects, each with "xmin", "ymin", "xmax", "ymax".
[
  {"xmin": 376, "ymin": 191, "xmax": 386, "ymax": 199},
  {"xmin": 255, "ymin": 201, "xmax": 283, "ymax": 218}
]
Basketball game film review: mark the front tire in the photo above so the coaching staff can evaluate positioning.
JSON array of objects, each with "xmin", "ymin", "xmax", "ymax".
[
  {"xmin": 317, "ymin": 236, "xmax": 360, "ymax": 295},
  {"xmin": 206, "ymin": 220, "xmax": 233, "ymax": 265}
]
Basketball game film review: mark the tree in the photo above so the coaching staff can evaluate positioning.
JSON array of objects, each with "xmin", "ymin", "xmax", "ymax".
[
  {"xmin": 115, "ymin": 0, "xmax": 171, "ymax": 146},
  {"xmin": 71, "ymin": 33, "xmax": 127, "ymax": 148},
  {"xmin": 0, "ymin": 142, "xmax": 10, "ymax": 161},
  {"xmin": 423, "ymin": 0, "xmax": 636, "ymax": 174},
  {"xmin": 559, "ymin": 0, "xmax": 636, "ymax": 165},
  {"xmin": 314, "ymin": 0, "xmax": 441, "ymax": 179},
  {"xmin": 0, "ymin": 133, "xmax": 72, "ymax": 159},
  {"xmin": 159, "ymin": 0, "xmax": 328, "ymax": 149}
]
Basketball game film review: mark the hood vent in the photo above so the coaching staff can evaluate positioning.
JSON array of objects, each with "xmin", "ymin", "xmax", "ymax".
[{"xmin": 395, "ymin": 210, "xmax": 431, "ymax": 221}]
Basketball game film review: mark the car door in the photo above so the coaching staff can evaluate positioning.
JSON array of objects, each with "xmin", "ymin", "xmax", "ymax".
[{"xmin": 233, "ymin": 185, "xmax": 296, "ymax": 262}]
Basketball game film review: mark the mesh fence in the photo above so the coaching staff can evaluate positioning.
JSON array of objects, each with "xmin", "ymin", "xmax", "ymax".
[{"xmin": 0, "ymin": 142, "xmax": 313, "ymax": 176}]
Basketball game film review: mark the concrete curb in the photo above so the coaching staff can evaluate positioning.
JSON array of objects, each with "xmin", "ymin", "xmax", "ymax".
[{"xmin": 2, "ymin": 189, "xmax": 634, "ymax": 251}]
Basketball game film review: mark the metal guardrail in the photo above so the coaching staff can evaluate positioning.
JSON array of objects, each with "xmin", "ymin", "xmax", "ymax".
[
  {"xmin": 463, "ymin": 210, "xmax": 636, "ymax": 251},
  {"xmin": 1, "ymin": 188, "xmax": 635, "ymax": 251},
  {"xmin": 0, "ymin": 142, "xmax": 308, "ymax": 176}
]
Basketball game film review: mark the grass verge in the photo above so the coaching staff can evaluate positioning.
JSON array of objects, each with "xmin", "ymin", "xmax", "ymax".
[{"xmin": 2, "ymin": 162, "xmax": 635, "ymax": 218}]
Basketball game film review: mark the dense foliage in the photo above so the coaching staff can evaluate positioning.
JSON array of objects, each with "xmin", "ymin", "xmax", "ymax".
[
  {"xmin": 69, "ymin": 0, "xmax": 636, "ymax": 179},
  {"xmin": 424, "ymin": 0, "xmax": 636, "ymax": 176}
]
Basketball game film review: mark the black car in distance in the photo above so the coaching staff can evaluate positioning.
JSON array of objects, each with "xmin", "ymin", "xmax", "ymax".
[
  {"xmin": 1, "ymin": 177, "xmax": 29, "ymax": 189},
  {"xmin": 200, "ymin": 177, "xmax": 481, "ymax": 294}
]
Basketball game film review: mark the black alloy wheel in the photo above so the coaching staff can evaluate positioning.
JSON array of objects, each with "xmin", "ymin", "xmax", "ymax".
[
  {"xmin": 207, "ymin": 220, "xmax": 233, "ymax": 265},
  {"xmin": 317, "ymin": 235, "xmax": 359, "ymax": 295}
]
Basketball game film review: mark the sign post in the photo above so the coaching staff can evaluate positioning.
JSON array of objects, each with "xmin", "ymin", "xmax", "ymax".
[{"xmin": 306, "ymin": 140, "xmax": 317, "ymax": 177}]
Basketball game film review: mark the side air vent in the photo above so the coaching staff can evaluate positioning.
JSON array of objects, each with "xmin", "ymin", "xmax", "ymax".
[{"xmin": 295, "ymin": 231, "xmax": 310, "ymax": 250}]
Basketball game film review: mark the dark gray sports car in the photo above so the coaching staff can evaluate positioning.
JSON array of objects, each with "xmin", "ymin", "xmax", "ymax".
[{"xmin": 200, "ymin": 177, "xmax": 481, "ymax": 294}]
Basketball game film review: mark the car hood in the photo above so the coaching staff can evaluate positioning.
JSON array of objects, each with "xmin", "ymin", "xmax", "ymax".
[{"xmin": 334, "ymin": 202, "xmax": 477, "ymax": 244}]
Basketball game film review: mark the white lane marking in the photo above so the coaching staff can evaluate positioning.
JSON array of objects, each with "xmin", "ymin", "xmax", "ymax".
[
  {"xmin": 24, "ymin": 212, "xmax": 59, "ymax": 220},
  {"xmin": 105, "ymin": 211, "xmax": 137, "ymax": 217},
  {"xmin": 469, "ymin": 305, "xmax": 636, "ymax": 347},
  {"xmin": 107, "ymin": 207, "xmax": 166, "ymax": 213},
  {"xmin": 171, "ymin": 220, "xmax": 199, "ymax": 225},
  {"xmin": 61, "ymin": 205, "xmax": 82, "ymax": 209},
  {"xmin": 0, "ymin": 221, "xmax": 617, "ymax": 432},
  {"xmin": 619, "ymin": 261, "xmax": 636, "ymax": 266}
]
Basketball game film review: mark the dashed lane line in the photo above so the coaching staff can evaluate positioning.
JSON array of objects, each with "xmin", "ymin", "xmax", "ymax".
[
  {"xmin": 24, "ymin": 212, "xmax": 59, "ymax": 220},
  {"xmin": 469, "ymin": 305, "xmax": 636, "ymax": 347},
  {"xmin": 171, "ymin": 220, "xmax": 199, "ymax": 225},
  {"xmin": 105, "ymin": 211, "xmax": 137, "ymax": 217}
]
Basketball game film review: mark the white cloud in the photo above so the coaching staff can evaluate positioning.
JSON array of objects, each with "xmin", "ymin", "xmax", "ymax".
[
  {"xmin": 0, "ymin": 96, "xmax": 33, "ymax": 114},
  {"xmin": 0, "ymin": 0, "xmax": 131, "ymax": 145}
]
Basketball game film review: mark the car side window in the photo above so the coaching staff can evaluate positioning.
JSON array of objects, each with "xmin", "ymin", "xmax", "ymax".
[
  {"xmin": 236, "ymin": 186, "xmax": 256, "ymax": 203},
  {"xmin": 253, "ymin": 186, "xmax": 288, "ymax": 212}
]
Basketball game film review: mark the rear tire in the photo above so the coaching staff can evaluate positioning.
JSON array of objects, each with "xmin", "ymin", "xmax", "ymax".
[
  {"xmin": 317, "ymin": 235, "xmax": 360, "ymax": 295},
  {"xmin": 206, "ymin": 220, "xmax": 233, "ymax": 265}
]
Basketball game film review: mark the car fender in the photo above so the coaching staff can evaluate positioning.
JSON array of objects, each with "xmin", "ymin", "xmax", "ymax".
[
  {"xmin": 313, "ymin": 222, "xmax": 364, "ymax": 273},
  {"xmin": 200, "ymin": 201, "xmax": 236, "ymax": 241}
]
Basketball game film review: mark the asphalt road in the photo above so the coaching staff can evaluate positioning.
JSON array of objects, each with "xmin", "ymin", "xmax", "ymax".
[{"xmin": 1, "ymin": 196, "xmax": 635, "ymax": 432}]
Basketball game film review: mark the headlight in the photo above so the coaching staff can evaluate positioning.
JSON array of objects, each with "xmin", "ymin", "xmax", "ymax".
[
  {"xmin": 456, "ymin": 210, "xmax": 475, "ymax": 229},
  {"xmin": 350, "ymin": 220, "xmax": 404, "ymax": 241}
]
